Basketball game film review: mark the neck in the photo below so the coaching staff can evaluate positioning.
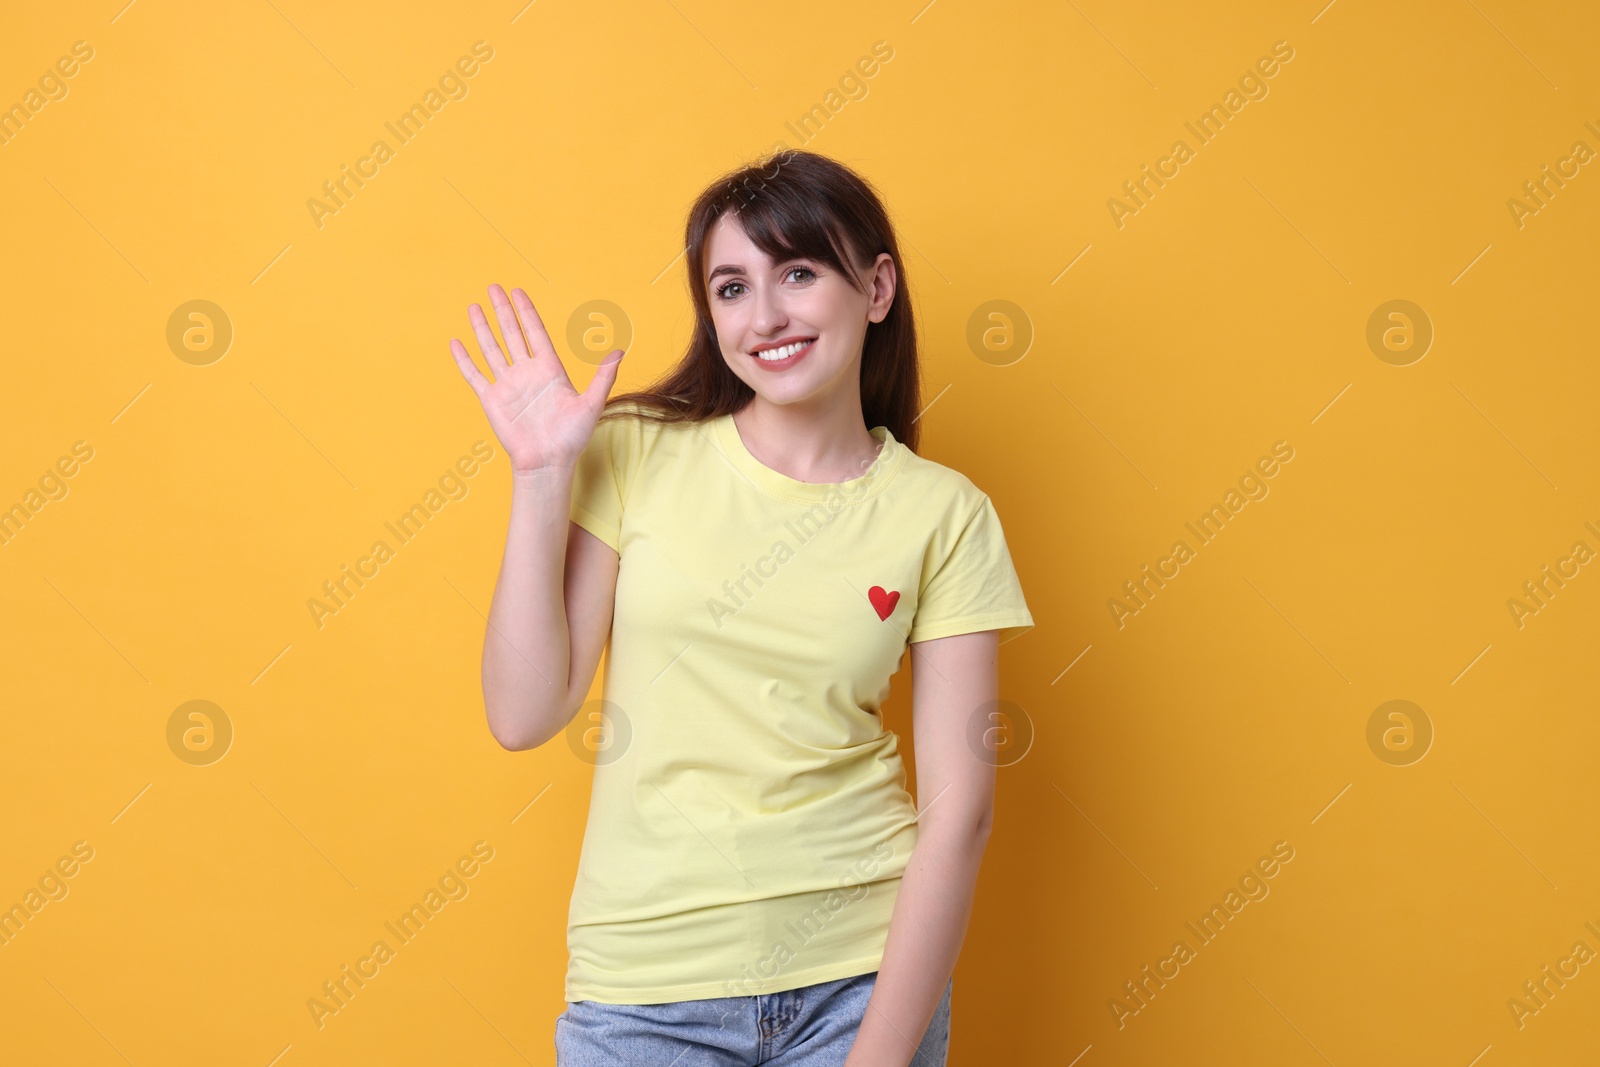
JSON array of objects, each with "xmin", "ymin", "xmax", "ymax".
[{"xmin": 732, "ymin": 394, "xmax": 882, "ymax": 485}]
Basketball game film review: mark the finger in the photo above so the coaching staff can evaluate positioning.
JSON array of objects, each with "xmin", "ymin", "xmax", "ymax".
[
  {"xmin": 510, "ymin": 287, "xmax": 560, "ymax": 363},
  {"xmin": 488, "ymin": 283, "xmax": 532, "ymax": 363},
  {"xmin": 448, "ymin": 338, "xmax": 490, "ymax": 401},
  {"xmin": 467, "ymin": 302, "xmax": 510, "ymax": 376},
  {"xmin": 583, "ymin": 349, "xmax": 625, "ymax": 415}
]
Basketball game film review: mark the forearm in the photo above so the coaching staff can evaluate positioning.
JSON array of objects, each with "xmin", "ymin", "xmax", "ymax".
[
  {"xmin": 847, "ymin": 822, "xmax": 989, "ymax": 1067},
  {"xmin": 482, "ymin": 465, "xmax": 576, "ymax": 749}
]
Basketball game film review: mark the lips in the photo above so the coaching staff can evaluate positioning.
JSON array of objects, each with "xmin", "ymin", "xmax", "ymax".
[{"xmin": 750, "ymin": 337, "xmax": 816, "ymax": 362}]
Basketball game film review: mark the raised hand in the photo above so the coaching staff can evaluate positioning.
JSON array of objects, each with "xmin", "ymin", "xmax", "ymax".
[{"xmin": 448, "ymin": 284, "xmax": 624, "ymax": 474}]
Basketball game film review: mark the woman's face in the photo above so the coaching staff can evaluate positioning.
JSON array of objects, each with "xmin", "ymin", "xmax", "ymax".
[{"xmin": 702, "ymin": 212, "xmax": 895, "ymax": 411}]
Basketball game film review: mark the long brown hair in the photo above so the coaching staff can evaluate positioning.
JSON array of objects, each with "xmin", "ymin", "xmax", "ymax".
[{"xmin": 604, "ymin": 149, "xmax": 922, "ymax": 453}]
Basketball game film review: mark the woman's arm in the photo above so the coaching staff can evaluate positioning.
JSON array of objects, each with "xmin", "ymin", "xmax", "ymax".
[
  {"xmin": 447, "ymin": 283, "xmax": 624, "ymax": 751},
  {"xmin": 845, "ymin": 629, "xmax": 1000, "ymax": 1067},
  {"xmin": 481, "ymin": 472, "xmax": 619, "ymax": 751}
]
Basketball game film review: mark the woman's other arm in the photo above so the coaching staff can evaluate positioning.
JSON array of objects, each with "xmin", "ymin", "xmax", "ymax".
[{"xmin": 845, "ymin": 629, "xmax": 999, "ymax": 1067}]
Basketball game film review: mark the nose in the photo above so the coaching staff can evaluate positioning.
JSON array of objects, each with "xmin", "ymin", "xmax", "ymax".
[{"xmin": 751, "ymin": 279, "xmax": 787, "ymax": 337}]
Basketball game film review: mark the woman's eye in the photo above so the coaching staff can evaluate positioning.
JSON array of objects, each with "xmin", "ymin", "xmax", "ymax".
[{"xmin": 714, "ymin": 267, "xmax": 812, "ymax": 300}]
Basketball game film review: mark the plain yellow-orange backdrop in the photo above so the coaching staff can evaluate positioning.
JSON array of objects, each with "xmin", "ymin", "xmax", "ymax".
[{"xmin": 3, "ymin": 1, "xmax": 1598, "ymax": 1064}]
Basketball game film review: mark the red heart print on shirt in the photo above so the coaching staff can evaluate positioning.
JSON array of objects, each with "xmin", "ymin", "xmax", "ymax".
[{"xmin": 868, "ymin": 586, "xmax": 900, "ymax": 621}]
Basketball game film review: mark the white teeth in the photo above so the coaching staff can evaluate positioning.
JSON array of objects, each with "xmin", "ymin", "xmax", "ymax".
[{"xmin": 756, "ymin": 339, "xmax": 812, "ymax": 361}]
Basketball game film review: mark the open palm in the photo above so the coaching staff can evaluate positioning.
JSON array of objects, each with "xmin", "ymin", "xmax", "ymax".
[{"xmin": 448, "ymin": 283, "xmax": 623, "ymax": 474}]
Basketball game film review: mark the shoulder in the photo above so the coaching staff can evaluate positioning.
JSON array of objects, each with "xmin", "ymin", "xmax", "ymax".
[
  {"xmin": 586, "ymin": 399, "xmax": 715, "ymax": 474},
  {"xmin": 891, "ymin": 445, "xmax": 995, "ymax": 526}
]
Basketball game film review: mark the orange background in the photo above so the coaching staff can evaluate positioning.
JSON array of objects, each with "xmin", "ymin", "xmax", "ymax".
[{"xmin": 3, "ymin": 1, "xmax": 1598, "ymax": 1064}]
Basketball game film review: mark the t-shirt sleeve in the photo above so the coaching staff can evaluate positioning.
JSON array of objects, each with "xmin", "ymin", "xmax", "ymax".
[
  {"xmin": 569, "ymin": 407, "xmax": 645, "ymax": 553},
  {"xmin": 909, "ymin": 494, "xmax": 1034, "ymax": 645}
]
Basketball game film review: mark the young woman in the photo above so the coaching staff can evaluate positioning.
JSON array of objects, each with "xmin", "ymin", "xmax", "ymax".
[{"xmin": 447, "ymin": 150, "xmax": 1033, "ymax": 1066}]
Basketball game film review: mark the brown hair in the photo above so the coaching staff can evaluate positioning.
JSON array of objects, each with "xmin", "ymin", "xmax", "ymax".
[{"xmin": 604, "ymin": 149, "xmax": 922, "ymax": 452}]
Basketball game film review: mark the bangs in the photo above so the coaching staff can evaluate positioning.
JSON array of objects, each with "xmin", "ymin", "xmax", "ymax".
[{"xmin": 713, "ymin": 171, "xmax": 866, "ymax": 290}]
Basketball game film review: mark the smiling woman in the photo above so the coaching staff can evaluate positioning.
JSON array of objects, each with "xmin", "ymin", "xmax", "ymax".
[{"xmin": 446, "ymin": 148, "xmax": 1034, "ymax": 1067}]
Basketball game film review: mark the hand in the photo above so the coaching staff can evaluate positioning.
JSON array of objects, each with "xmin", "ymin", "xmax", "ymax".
[{"xmin": 448, "ymin": 283, "xmax": 624, "ymax": 474}]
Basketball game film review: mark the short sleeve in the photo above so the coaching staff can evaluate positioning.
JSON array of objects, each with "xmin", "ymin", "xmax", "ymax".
[
  {"xmin": 909, "ymin": 494, "xmax": 1034, "ymax": 645},
  {"xmin": 569, "ymin": 406, "xmax": 645, "ymax": 553}
]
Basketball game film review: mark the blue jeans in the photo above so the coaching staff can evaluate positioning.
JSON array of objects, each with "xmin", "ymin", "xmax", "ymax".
[{"xmin": 555, "ymin": 971, "xmax": 952, "ymax": 1066}]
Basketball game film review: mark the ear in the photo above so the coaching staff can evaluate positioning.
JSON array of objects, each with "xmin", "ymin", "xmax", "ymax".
[{"xmin": 866, "ymin": 253, "xmax": 897, "ymax": 324}]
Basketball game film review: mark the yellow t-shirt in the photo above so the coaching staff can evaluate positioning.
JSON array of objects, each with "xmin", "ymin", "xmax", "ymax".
[{"xmin": 564, "ymin": 400, "xmax": 1033, "ymax": 1004}]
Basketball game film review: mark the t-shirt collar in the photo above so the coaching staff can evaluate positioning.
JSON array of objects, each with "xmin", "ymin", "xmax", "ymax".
[{"xmin": 712, "ymin": 411, "xmax": 904, "ymax": 504}]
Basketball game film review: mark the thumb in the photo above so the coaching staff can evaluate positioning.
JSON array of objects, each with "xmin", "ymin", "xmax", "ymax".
[{"xmin": 585, "ymin": 348, "xmax": 625, "ymax": 411}]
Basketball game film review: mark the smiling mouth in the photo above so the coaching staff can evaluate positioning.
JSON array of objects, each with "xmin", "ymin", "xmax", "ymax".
[{"xmin": 752, "ymin": 338, "xmax": 816, "ymax": 362}]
